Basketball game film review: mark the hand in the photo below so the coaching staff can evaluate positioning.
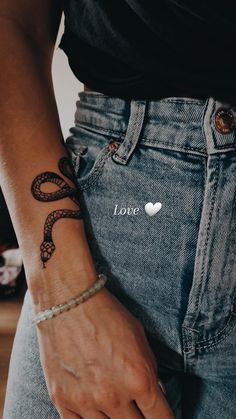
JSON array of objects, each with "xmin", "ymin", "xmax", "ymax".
[{"xmin": 35, "ymin": 286, "xmax": 174, "ymax": 419}]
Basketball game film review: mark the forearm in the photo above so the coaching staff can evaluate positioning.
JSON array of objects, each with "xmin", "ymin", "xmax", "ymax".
[{"xmin": 0, "ymin": 21, "xmax": 97, "ymax": 310}]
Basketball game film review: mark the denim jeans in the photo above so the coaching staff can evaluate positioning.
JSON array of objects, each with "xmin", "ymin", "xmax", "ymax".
[{"xmin": 3, "ymin": 91, "xmax": 236, "ymax": 418}]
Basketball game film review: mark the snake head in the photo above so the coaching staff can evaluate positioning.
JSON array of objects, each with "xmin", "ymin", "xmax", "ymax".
[{"xmin": 40, "ymin": 240, "xmax": 56, "ymax": 268}]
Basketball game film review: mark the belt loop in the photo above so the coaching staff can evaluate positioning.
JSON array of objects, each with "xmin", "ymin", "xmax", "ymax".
[{"xmin": 112, "ymin": 100, "xmax": 147, "ymax": 165}]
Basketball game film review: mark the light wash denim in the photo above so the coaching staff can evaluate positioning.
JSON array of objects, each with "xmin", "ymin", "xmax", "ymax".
[{"xmin": 3, "ymin": 91, "xmax": 236, "ymax": 418}]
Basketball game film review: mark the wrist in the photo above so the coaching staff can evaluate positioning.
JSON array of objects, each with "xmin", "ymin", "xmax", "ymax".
[
  {"xmin": 27, "ymin": 263, "xmax": 99, "ymax": 312},
  {"xmin": 30, "ymin": 274, "xmax": 108, "ymax": 325}
]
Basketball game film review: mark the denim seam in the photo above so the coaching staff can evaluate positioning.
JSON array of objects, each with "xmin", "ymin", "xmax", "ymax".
[
  {"xmin": 141, "ymin": 138, "xmax": 206, "ymax": 153},
  {"xmin": 160, "ymin": 98, "xmax": 206, "ymax": 105},
  {"xmin": 181, "ymin": 155, "xmax": 216, "ymax": 354},
  {"xmin": 114, "ymin": 102, "xmax": 145, "ymax": 161},
  {"xmin": 75, "ymin": 122, "xmax": 208, "ymax": 153},
  {"xmin": 182, "ymin": 157, "xmax": 235, "ymax": 353},
  {"xmin": 211, "ymin": 138, "xmax": 236, "ymax": 149},
  {"xmin": 200, "ymin": 97, "xmax": 211, "ymax": 152},
  {"xmin": 183, "ymin": 317, "xmax": 236, "ymax": 353},
  {"xmin": 183, "ymin": 311, "xmax": 234, "ymax": 352},
  {"xmin": 196, "ymin": 310, "xmax": 236, "ymax": 346},
  {"xmin": 113, "ymin": 101, "xmax": 147, "ymax": 163},
  {"xmin": 182, "ymin": 157, "xmax": 206, "ymax": 355},
  {"xmin": 76, "ymin": 121, "xmax": 204, "ymax": 139},
  {"xmin": 75, "ymin": 122, "xmax": 126, "ymax": 137},
  {"xmin": 192, "ymin": 156, "xmax": 220, "ymax": 326},
  {"xmin": 76, "ymin": 145, "xmax": 113, "ymax": 191},
  {"xmin": 75, "ymin": 123, "xmax": 236, "ymax": 153},
  {"xmin": 194, "ymin": 311, "xmax": 236, "ymax": 351},
  {"xmin": 79, "ymin": 93, "xmax": 205, "ymax": 105},
  {"xmin": 219, "ymin": 180, "xmax": 236, "ymax": 307},
  {"xmin": 182, "ymin": 327, "xmax": 195, "ymax": 354}
]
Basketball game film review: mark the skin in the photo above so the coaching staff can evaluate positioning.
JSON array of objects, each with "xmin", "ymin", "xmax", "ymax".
[{"xmin": 0, "ymin": 2, "xmax": 174, "ymax": 418}]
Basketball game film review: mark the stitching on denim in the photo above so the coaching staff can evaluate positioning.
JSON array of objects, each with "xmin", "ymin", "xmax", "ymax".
[
  {"xmin": 182, "ymin": 155, "xmax": 218, "ymax": 350},
  {"xmin": 73, "ymin": 127, "xmax": 207, "ymax": 155},
  {"xmin": 231, "ymin": 292, "xmax": 236, "ymax": 316},
  {"xmin": 191, "ymin": 308, "xmax": 235, "ymax": 348},
  {"xmin": 194, "ymin": 312, "xmax": 236, "ymax": 351},
  {"xmin": 183, "ymin": 312, "xmax": 235, "ymax": 352},
  {"xmin": 158, "ymin": 98, "xmax": 206, "ymax": 105},
  {"xmin": 183, "ymin": 157, "xmax": 236, "ymax": 353},
  {"xmin": 213, "ymin": 140, "xmax": 236, "ymax": 149},
  {"xmin": 73, "ymin": 123, "xmax": 236, "ymax": 155},
  {"xmin": 113, "ymin": 102, "xmax": 146, "ymax": 163},
  {"xmin": 76, "ymin": 121, "xmax": 204, "ymax": 137},
  {"xmin": 123, "ymin": 102, "xmax": 145, "ymax": 158},
  {"xmin": 182, "ymin": 157, "xmax": 207, "ymax": 355},
  {"xmin": 184, "ymin": 320, "xmax": 235, "ymax": 352},
  {"xmin": 80, "ymin": 94, "xmax": 205, "ymax": 105},
  {"xmin": 75, "ymin": 123, "xmax": 208, "ymax": 153},
  {"xmin": 77, "ymin": 144, "xmax": 114, "ymax": 191},
  {"xmin": 200, "ymin": 97, "xmax": 211, "ymax": 151},
  {"xmin": 192, "ymin": 157, "xmax": 220, "ymax": 325},
  {"xmin": 75, "ymin": 120, "xmax": 200, "ymax": 135},
  {"xmin": 201, "ymin": 314, "xmax": 235, "ymax": 346},
  {"xmin": 77, "ymin": 153, "xmax": 110, "ymax": 190},
  {"xmin": 116, "ymin": 110, "xmax": 140, "ymax": 161},
  {"xmin": 113, "ymin": 153, "xmax": 126, "ymax": 163},
  {"xmin": 75, "ymin": 122, "xmax": 126, "ymax": 137},
  {"xmin": 142, "ymin": 138, "xmax": 206, "ymax": 153},
  {"xmin": 218, "ymin": 179, "xmax": 236, "ymax": 306},
  {"xmin": 182, "ymin": 328, "xmax": 194, "ymax": 354}
]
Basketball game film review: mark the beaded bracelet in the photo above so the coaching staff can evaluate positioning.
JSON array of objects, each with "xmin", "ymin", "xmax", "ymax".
[{"xmin": 30, "ymin": 273, "xmax": 107, "ymax": 325}]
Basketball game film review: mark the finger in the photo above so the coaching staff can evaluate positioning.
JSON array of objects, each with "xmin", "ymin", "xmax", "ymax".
[
  {"xmin": 135, "ymin": 382, "xmax": 174, "ymax": 419},
  {"xmin": 109, "ymin": 401, "xmax": 145, "ymax": 418},
  {"xmin": 82, "ymin": 411, "xmax": 108, "ymax": 419},
  {"xmin": 58, "ymin": 407, "xmax": 82, "ymax": 418}
]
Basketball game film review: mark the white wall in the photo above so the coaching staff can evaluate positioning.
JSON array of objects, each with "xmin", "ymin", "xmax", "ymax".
[{"xmin": 52, "ymin": 17, "xmax": 83, "ymax": 139}]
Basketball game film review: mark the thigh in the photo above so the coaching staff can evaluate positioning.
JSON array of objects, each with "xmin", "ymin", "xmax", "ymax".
[
  {"xmin": 183, "ymin": 318, "xmax": 236, "ymax": 418},
  {"xmin": 3, "ymin": 290, "xmax": 59, "ymax": 419},
  {"xmin": 182, "ymin": 374, "xmax": 236, "ymax": 419}
]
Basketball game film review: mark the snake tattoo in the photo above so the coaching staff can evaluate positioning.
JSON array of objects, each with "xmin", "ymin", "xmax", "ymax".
[{"xmin": 31, "ymin": 156, "xmax": 83, "ymax": 268}]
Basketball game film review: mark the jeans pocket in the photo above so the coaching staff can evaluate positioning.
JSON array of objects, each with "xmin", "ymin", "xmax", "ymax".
[{"xmin": 64, "ymin": 124, "xmax": 119, "ymax": 191}]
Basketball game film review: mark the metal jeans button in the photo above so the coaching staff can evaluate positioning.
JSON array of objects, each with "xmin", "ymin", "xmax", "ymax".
[
  {"xmin": 214, "ymin": 108, "xmax": 235, "ymax": 134},
  {"xmin": 108, "ymin": 141, "xmax": 120, "ymax": 151}
]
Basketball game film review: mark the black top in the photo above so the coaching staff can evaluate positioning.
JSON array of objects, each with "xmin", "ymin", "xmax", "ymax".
[{"xmin": 59, "ymin": 1, "xmax": 236, "ymax": 104}]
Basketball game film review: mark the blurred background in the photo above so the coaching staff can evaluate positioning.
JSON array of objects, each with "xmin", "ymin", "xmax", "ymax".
[{"xmin": 0, "ymin": 16, "xmax": 83, "ymax": 416}]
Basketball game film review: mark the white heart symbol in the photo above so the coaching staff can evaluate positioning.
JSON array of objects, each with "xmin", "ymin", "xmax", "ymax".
[{"xmin": 145, "ymin": 202, "xmax": 162, "ymax": 216}]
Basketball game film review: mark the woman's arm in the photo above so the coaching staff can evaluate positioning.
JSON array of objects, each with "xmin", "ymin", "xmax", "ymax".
[
  {"xmin": 0, "ymin": 0, "xmax": 98, "ymax": 310},
  {"xmin": 0, "ymin": 2, "xmax": 174, "ymax": 417}
]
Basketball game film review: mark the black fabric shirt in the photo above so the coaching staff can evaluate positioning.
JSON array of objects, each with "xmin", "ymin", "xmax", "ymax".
[{"xmin": 59, "ymin": 1, "xmax": 236, "ymax": 104}]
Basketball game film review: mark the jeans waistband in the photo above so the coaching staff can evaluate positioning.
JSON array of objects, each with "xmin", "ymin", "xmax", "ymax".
[{"xmin": 75, "ymin": 91, "xmax": 236, "ymax": 160}]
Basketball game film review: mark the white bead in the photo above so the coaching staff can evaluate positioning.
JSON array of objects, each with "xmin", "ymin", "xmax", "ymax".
[
  {"xmin": 68, "ymin": 299, "xmax": 77, "ymax": 308},
  {"xmin": 31, "ymin": 273, "xmax": 107, "ymax": 325},
  {"xmin": 82, "ymin": 290, "xmax": 90, "ymax": 299},
  {"xmin": 52, "ymin": 306, "xmax": 61, "ymax": 315}
]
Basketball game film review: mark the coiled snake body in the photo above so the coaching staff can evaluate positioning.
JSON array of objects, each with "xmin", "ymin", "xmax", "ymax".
[{"xmin": 31, "ymin": 157, "xmax": 83, "ymax": 268}]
